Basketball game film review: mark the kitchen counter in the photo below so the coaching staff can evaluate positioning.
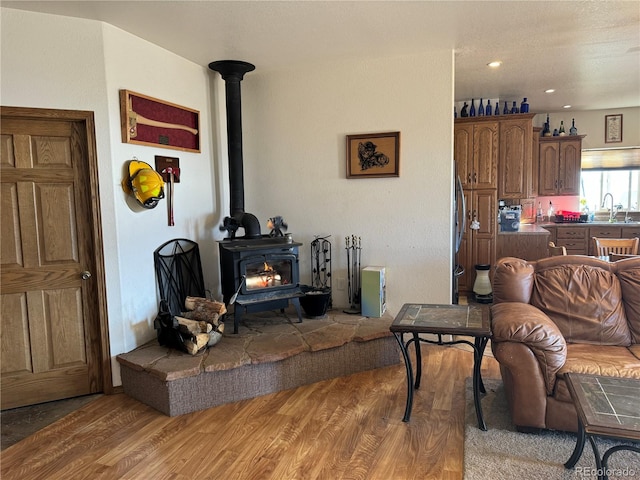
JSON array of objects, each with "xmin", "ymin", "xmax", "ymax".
[{"xmin": 498, "ymin": 224, "xmax": 551, "ymax": 235}]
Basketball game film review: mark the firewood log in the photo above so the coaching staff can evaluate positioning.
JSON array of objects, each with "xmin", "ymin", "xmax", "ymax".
[
  {"xmin": 184, "ymin": 333, "xmax": 210, "ymax": 355},
  {"xmin": 175, "ymin": 316, "xmax": 211, "ymax": 335},
  {"xmin": 181, "ymin": 310, "xmax": 220, "ymax": 326},
  {"xmin": 184, "ymin": 297, "xmax": 227, "ymax": 317}
]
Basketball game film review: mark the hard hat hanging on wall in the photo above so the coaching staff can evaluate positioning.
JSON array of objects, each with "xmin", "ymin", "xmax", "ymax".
[{"xmin": 121, "ymin": 158, "xmax": 165, "ymax": 209}]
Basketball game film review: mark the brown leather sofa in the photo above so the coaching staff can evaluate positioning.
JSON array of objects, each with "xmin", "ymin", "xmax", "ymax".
[{"xmin": 490, "ymin": 255, "xmax": 640, "ymax": 433}]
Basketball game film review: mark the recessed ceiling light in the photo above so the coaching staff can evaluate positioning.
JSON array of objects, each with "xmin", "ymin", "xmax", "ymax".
[
  {"xmin": 563, "ymin": 105, "xmax": 571, "ymax": 109},
  {"xmin": 545, "ymin": 89, "xmax": 555, "ymax": 94},
  {"xmin": 487, "ymin": 61, "xmax": 502, "ymax": 68}
]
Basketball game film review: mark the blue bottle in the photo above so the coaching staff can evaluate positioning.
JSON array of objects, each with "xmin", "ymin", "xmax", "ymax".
[
  {"xmin": 478, "ymin": 98, "xmax": 485, "ymax": 116},
  {"xmin": 520, "ymin": 97, "xmax": 529, "ymax": 113},
  {"xmin": 470, "ymin": 99, "xmax": 476, "ymax": 117},
  {"xmin": 494, "ymin": 101, "xmax": 500, "ymax": 116},
  {"xmin": 511, "ymin": 101, "xmax": 518, "ymax": 114},
  {"xmin": 485, "ymin": 101, "xmax": 492, "ymax": 116},
  {"xmin": 503, "ymin": 101, "xmax": 509, "ymax": 115}
]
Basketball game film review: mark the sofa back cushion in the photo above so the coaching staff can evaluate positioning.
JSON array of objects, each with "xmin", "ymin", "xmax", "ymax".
[
  {"xmin": 531, "ymin": 262, "xmax": 631, "ymax": 346},
  {"xmin": 616, "ymin": 258, "xmax": 640, "ymax": 343},
  {"xmin": 493, "ymin": 257, "xmax": 535, "ymax": 304}
]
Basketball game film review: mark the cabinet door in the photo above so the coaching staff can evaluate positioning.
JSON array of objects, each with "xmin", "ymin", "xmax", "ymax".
[
  {"xmin": 539, "ymin": 141, "xmax": 559, "ymax": 195},
  {"xmin": 473, "ymin": 121, "xmax": 498, "ymax": 189},
  {"xmin": 499, "ymin": 117, "xmax": 533, "ymax": 199},
  {"xmin": 472, "ymin": 189, "xmax": 497, "ymax": 281},
  {"xmin": 454, "ymin": 124, "xmax": 473, "ymax": 189},
  {"xmin": 558, "ymin": 139, "xmax": 581, "ymax": 195}
]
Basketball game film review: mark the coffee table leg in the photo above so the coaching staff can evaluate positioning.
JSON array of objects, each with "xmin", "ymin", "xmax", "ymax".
[
  {"xmin": 413, "ymin": 333, "xmax": 422, "ymax": 389},
  {"xmin": 602, "ymin": 445, "xmax": 640, "ymax": 480},
  {"xmin": 475, "ymin": 336, "xmax": 488, "ymax": 394},
  {"xmin": 588, "ymin": 436, "xmax": 604, "ymax": 479},
  {"xmin": 472, "ymin": 337, "xmax": 487, "ymax": 431},
  {"xmin": 565, "ymin": 418, "xmax": 586, "ymax": 469},
  {"xmin": 393, "ymin": 332, "xmax": 414, "ymax": 422}
]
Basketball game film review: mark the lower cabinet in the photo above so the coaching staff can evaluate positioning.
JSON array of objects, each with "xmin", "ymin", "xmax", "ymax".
[{"xmin": 457, "ymin": 189, "xmax": 497, "ymax": 294}]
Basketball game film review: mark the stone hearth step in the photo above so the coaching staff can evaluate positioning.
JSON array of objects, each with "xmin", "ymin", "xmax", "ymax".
[{"xmin": 117, "ymin": 308, "xmax": 401, "ymax": 416}]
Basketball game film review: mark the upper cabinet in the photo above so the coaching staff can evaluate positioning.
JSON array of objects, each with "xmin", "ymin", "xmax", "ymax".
[
  {"xmin": 454, "ymin": 118, "xmax": 498, "ymax": 190},
  {"xmin": 498, "ymin": 115, "xmax": 535, "ymax": 199},
  {"xmin": 538, "ymin": 135, "xmax": 585, "ymax": 196}
]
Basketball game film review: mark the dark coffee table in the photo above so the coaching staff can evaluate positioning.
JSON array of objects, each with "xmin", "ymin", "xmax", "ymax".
[
  {"xmin": 390, "ymin": 303, "xmax": 491, "ymax": 430},
  {"xmin": 564, "ymin": 373, "xmax": 640, "ymax": 480}
]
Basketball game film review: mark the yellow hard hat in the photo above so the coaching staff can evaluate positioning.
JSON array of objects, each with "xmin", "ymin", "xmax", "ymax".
[{"xmin": 122, "ymin": 160, "xmax": 165, "ymax": 209}]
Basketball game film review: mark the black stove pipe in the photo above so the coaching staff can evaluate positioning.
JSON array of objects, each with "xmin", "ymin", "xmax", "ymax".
[{"xmin": 208, "ymin": 60, "xmax": 261, "ymax": 238}]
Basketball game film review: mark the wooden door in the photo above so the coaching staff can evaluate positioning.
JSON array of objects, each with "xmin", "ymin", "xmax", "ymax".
[
  {"xmin": 558, "ymin": 139, "xmax": 582, "ymax": 196},
  {"xmin": 1, "ymin": 107, "xmax": 109, "ymax": 409},
  {"xmin": 472, "ymin": 121, "xmax": 498, "ymax": 189},
  {"xmin": 454, "ymin": 124, "xmax": 473, "ymax": 189},
  {"xmin": 538, "ymin": 141, "xmax": 559, "ymax": 196},
  {"xmin": 498, "ymin": 117, "xmax": 533, "ymax": 199}
]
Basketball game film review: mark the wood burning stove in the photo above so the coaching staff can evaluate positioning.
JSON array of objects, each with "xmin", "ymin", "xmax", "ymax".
[
  {"xmin": 210, "ymin": 60, "xmax": 303, "ymax": 333},
  {"xmin": 219, "ymin": 237, "xmax": 303, "ymax": 333}
]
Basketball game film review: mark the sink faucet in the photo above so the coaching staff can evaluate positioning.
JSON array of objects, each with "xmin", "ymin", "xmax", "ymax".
[{"xmin": 602, "ymin": 193, "xmax": 615, "ymax": 223}]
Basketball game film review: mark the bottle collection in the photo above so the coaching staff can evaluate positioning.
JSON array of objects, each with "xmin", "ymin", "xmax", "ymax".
[
  {"xmin": 455, "ymin": 97, "xmax": 529, "ymax": 118},
  {"xmin": 542, "ymin": 115, "xmax": 579, "ymax": 137}
]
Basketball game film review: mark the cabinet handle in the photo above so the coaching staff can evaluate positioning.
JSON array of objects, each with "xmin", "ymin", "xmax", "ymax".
[
  {"xmin": 473, "ymin": 172, "xmax": 477, "ymax": 183},
  {"xmin": 555, "ymin": 179, "xmax": 558, "ymax": 188},
  {"xmin": 468, "ymin": 173, "xmax": 472, "ymax": 183},
  {"xmin": 559, "ymin": 180, "xmax": 563, "ymax": 189}
]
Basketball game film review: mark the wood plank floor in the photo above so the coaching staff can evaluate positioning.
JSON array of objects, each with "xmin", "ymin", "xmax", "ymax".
[{"xmin": 1, "ymin": 345, "xmax": 500, "ymax": 480}]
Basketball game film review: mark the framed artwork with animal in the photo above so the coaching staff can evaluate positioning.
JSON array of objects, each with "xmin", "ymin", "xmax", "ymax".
[{"xmin": 346, "ymin": 131, "xmax": 400, "ymax": 178}]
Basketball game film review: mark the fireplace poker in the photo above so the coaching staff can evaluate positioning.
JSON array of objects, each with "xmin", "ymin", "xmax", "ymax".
[{"xmin": 228, "ymin": 275, "xmax": 246, "ymax": 305}]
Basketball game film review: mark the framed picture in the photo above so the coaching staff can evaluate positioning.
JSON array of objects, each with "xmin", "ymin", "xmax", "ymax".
[
  {"xmin": 346, "ymin": 131, "xmax": 400, "ymax": 178},
  {"xmin": 120, "ymin": 90, "xmax": 200, "ymax": 153},
  {"xmin": 604, "ymin": 114, "xmax": 623, "ymax": 143}
]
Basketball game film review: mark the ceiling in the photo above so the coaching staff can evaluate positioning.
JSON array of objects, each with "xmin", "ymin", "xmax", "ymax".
[{"xmin": 4, "ymin": 1, "xmax": 639, "ymax": 113}]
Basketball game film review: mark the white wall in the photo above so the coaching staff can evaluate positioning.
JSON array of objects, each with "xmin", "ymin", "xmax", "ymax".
[
  {"xmin": 1, "ymin": 8, "xmax": 455, "ymax": 387},
  {"xmin": 533, "ymin": 107, "xmax": 640, "ymax": 149}
]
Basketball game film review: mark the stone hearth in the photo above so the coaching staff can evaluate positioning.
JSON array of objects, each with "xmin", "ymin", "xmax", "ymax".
[{"xmin": 117, "ymin": 308, "xmax": 400, "ymax": 416}]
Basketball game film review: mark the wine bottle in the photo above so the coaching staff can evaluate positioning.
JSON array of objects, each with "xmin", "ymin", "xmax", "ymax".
[
  {"xmin": 503, "ymin": 101, "xmax": 509, "ymax": 115},
  {"xmin": 569, "ymin": 118, "xmax": 578, "ymax": 135},
  {"xmin": 520, "ymin": 97, "xmax": 529, "ymax": 113},
  {"xmin": 478, "ymin": 98, "xmax": 484, "ymax": 116},
  {"xmin": 470, "ymin": 99, "xmax": 476, "ymax": 117},
  {"xmin": 511, "ymin": 101, "xmax": 518, "ymax": 114},
  {"xmin": 542, "ymin": 114, "xmax": 551, "ymax": 136},
  {"xmin": 559, "ymin": 120, "xmax": 566, "ymax": 136},
  {"xmin": 485, "ymin": 100, "xmax": 492, "ymax": 116},
  {"xmin": 494, "ymin": 101, "xmax": 500, "ymax": 116}
]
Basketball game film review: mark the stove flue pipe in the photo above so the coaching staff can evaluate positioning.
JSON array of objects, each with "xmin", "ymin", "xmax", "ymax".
[{"xmin": 208, "ymin": 60, "xmax": 261, "ymax": 238}]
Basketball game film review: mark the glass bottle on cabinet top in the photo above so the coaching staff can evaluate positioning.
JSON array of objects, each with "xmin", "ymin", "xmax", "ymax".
[
  {"xmin": 559, "ymin": 120, "xmax": 566, "ymax": 136},
  {"xmin": 485, "ymin": 100, "xmax": 492, "ymax": 116},
  {"xmin": 494, "ymin": 101, "xmax": 500, "ymax": 116},
  {"xmin": 570, "ymin": 118, "xmax": 578, "ymax": 135},
  {"xmin": 510, "ymin": 101, "xmax": 518, "ymax": 114},
  {"xmin": 520, "ymin": 97, "xmax": 529, "ymax": 113},
  {"xmin": 469, "ymin": 99, "xmax": 476, "ymax": 117},
  {"xmin": 503, "ymin": 101, "xmax": 509, "ymax": 115},
  {"xmin": 478, "ymin": 98, "xmax": 484, "ymax": 116}
]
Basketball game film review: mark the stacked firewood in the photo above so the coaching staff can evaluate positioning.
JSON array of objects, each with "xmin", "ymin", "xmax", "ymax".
[{"xmin": 176, "ymin": 297, "xmax": 227, "ymax": 355}]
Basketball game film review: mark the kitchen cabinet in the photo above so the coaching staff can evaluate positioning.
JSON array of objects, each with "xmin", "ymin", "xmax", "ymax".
[
  {"xmin": 457, "ymin": 189, "xmax": 497, "ymax": 293},
  {"xmin": 498, "ymin": 114, "xmax": 535, "ymax": 199},
  {"xmin": 538, "ymin": 136, "xmax": 585, "ymax": 196},
  {"xmin": 556, "ymin": 225, "xmax": 588, "ymax": 255},
  {"xmin": 454, "ymin": 118, "xmax": 498, "ymax": 190},
  {"xmin": 588, "ymin": 225, "xmax": 622, "ymax": 255}
]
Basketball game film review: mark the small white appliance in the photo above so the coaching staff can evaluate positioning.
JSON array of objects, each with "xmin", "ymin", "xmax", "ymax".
[{"xmin": 361, "ymin": 266, "xmax": 386, "ymax": 317}]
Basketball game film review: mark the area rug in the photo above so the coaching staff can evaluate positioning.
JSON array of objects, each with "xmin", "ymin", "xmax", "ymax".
[{"xmin": 464, "ymin": 378, "xmax": 640, "ymax": 480}]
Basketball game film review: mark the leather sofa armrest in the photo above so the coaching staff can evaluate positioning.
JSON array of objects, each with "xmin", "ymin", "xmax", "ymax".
[{"xmin": 491, "ymin": 302, "xmax": 567, "ymax": 395}]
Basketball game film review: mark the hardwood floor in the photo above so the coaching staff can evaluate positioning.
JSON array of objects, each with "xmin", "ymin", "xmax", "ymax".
[{"xmin": 1, "ymin": 345, "xmax": 500, "ymax": 480}]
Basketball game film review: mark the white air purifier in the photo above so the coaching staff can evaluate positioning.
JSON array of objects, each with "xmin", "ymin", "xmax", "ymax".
[{"xmin": 361, "ymin": 266, "xmax": 386, "ymax": 317}]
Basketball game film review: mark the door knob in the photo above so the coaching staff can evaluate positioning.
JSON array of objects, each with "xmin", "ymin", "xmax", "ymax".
[{"xmin": 81, "ymin": 271, "xmax": 92, "ymax": 280}]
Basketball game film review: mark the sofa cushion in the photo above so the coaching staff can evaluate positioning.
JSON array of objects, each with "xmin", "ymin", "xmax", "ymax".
[
  {"xmin": 492, "ymin": 257, "xmax": 535, "ymax": 304},
  {"xmin": 616, "ymin": 258, "xmax": 640, "ymax": 343},
  {"xmin": 531, "ymin": 263, "xmax": 631, "ymax": 346},
  {"xmin": 557, "ymin": 344, "xmax": 640, "ymax": 379}
]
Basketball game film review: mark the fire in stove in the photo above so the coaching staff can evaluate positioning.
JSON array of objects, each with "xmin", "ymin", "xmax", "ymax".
[{"xmin": 245, "ymin": 261, "xmax": 291, "ymax": 290}]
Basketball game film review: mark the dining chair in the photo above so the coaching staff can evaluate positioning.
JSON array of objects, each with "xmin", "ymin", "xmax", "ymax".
[
  {"xmin": 591, "ymin": 237, "xmax": 639, "ymax": 257},
  {"xmin": 548, "ymin": 241, "xmax": 567, "ymax": 256}
]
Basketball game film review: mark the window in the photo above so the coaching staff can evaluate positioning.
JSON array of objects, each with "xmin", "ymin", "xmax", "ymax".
[
  {"xmin": 580, "ymin": 169, "xmax": 639, "ymax": 212},
  {"xmin": 580, "ymin": 148, "xmax": 640, "ymax": 213}
]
